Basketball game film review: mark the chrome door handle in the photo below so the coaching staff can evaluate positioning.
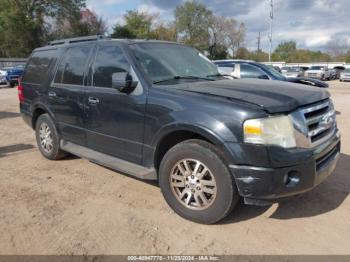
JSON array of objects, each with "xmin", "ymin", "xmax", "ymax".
[
  {"xmin": 88, "ymin": 97, "xmax": 100, "ymax": 105},
  {"xmin": 48, "ymin": 91, "xmax": 56, "ymax": 97}
]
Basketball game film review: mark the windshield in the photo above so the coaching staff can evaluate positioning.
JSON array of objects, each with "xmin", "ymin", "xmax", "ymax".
[
  {"xmin": 344, "ymin": 69, "xmax": 350, "ymax": 73},
  {"xmin": 130, "ymin": 43, "xmax": 219, "ymax": 84},
  {"xmin": 310, "ymin": 66, "xmax": 324, "ymax": 70},
  {"xmin": 260, "ymin": 64, "xmax": 286, "ymax": 80}
]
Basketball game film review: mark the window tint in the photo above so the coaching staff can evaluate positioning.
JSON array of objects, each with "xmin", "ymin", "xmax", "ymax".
[
  {"xmin": 240, "ymin": 64, "xmax": 266, "ymax": 79},
  {"xmin": 23, "ymin": 49, "xmax": 58, "ymax": 84},
  {"xmin": 54, "ymin": 46, "xmax": 92, "ymax": 85},
  {"xmin": 93, "ymin": 45, "xmax": 130, "ymax": 88}
]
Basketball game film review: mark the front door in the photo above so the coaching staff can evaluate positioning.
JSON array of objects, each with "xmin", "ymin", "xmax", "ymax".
[
  {"xmin": 84, "ymin": 44, "xmax": 147, "ymax": 164},
  {"xmin": 49, "ymin": 44, "xmax": 94, "ymax": 146}
]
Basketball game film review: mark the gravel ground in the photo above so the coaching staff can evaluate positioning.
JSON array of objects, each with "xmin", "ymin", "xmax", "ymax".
[{"xmin": 0, "ymin": 81, "xmax": 349, "ymax": 255}]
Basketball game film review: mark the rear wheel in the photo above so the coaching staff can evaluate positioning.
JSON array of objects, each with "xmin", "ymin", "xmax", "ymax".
[
  {"xmin": 159, "ymin": 139, "xmax": 239, "ymax": 224},
  {"xmin": 35, "ymin": 114, "xmax": 66, "ymax": 160}
]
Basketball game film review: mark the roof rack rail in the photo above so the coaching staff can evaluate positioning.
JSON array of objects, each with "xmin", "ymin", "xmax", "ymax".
[{"xmin": 48, "ymin": 35, "xmax": 109, "ymax": 46}]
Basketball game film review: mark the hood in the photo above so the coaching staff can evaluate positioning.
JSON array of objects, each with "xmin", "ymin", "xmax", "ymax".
[
  {"xmin": 287, "ymin": 77, "xmax": 329, "ymax": 88},
  {"xmin": 171, "ymin": 79, "xmax": 329, "ymax": 114}
]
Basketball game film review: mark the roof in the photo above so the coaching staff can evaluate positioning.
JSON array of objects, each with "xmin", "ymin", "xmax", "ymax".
[{"xmin": 34, "ymin": 35, "xmax": 181, "ymax": 52}]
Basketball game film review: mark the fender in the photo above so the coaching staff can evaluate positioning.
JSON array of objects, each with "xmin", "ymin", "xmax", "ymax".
[
  {"xmin": 30, "ymin": 99, "xmax": 57, "ymax": 128},
  {"xmin": 144, "ymin": 121, "xmax": 239, "ymax": 168}
]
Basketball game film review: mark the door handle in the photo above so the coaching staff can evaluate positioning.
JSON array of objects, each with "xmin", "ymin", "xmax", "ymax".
[
  {"xmin": 88, "ymin": 97, "xmax": 100, "ymax": 105},
  {"xmin": 48, "ymin": 91, "xmax": 56, "ymax": 97}
]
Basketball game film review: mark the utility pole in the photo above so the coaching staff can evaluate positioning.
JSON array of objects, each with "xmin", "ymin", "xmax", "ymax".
[
  {"xmin": 257, "ymin": 32, "xmax": 261, "ymax": 61},
  {"xmin": 268, "ymin": 0, "xmax": 274, "ymax": 62}
]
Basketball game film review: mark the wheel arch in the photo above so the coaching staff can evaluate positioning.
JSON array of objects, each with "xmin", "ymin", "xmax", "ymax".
[
  {"xmin": 152, "ymin": 124, "xmax": 234, "ymax": 170},
  {"xmin": 31, "ymin": 103, "xmax": 56, "ymax": 129}
]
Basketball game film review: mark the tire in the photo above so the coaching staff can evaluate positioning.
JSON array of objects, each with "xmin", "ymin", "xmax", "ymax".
[
  {"xmin": 159, "ymin": 139, "xmax": 239, "ymax": 224},
  {"xmin": 35, "ymin": 113, "xmax": 66, "ymax": 160}
]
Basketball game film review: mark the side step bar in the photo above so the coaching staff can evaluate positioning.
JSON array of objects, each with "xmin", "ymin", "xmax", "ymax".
[{"xmin": 60, "ymin": 140, "xmax": 157, "ymax": 180}]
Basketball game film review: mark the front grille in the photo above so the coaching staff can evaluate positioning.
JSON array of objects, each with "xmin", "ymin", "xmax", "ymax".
[
  {"xmin": 308, "ymin": 73, "xmax": 318, "ymax": 77},
  {"xmin": 301, "ymin": 99, "xmax": 337, "ymax": 147}
]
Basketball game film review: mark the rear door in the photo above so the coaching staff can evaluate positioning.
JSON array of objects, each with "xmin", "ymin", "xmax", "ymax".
[
  {"xmin": 49, "ymin": 44, "xmax": 94, "ymax": 146},
  {"xmin": 84, "ymin": 43, "xmax": 147, "ymax": 164}
]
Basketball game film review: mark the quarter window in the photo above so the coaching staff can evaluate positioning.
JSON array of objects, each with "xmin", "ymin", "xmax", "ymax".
[
  {"xmin": 93, "ymin": 45, "xmax": 130, "ymax": 88},
  {"xmin": 54, "ymin": 46, "xmax": 93, "ymax": 85},
  {"xmin": 22, "ymin": 49, "xmax": 58, "ymax": 84}
]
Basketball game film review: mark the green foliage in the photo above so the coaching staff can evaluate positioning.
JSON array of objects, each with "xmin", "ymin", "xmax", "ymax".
[
  {"xmin": 110, "ymin": 10, "xmax": 176, "ymax": 41},
  {"xmin": 272, "ymin": 41, "xmax": 297, "ymax": 62},
  {"xmin": 111, "ymin": 25, "xmax": 135, "ymax": 39},
  {"xmin": 123, "ymin": 10, "xmax": 154, "ymax": 39},
  {"xmin": 0, "ymin": 0, "xmax": 86, "ymax": 57},
  {"xmin": 208, "ymin": 44, "xmax": 228, "ymax": 60},
  {"xmin": 174, "ymin": 1, "xmax": 212, "ymax": 51}
]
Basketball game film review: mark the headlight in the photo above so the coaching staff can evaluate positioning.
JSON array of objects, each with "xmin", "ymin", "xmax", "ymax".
[{"xmin": 243, "ymin": 115, "xmax": 296, "ymax": 148}]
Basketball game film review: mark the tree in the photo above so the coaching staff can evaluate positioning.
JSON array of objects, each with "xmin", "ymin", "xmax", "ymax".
[
  {"xmin": 225, "ymin": 21, "xmax": 246, "ymax": 56},
  {"xmin": 272, "ymin": 41, "xmax": 297, "ymax": 62},
  {"xmin": 51, "ymin": 8, "xmax": 107, "ymax": 39},
  {"xmin": 0, "ymin": 0, "xmax": 85, "ymax": 57},
  {"xmin": 152, "ymin": 22, "xmax": 177, "ymax": 41},
  {"xmin": 174, "ymin": 1, "xmax": 213, "ymax": 51},
  {"xmin": 111, "ymin": 25, "xmax": 135, "ymax": 39},
  {"xmin": 124, "ymin": 10, "xmax": 157, "ymax": 39},
  {"xmin": 111, "ymin": 10, "xmax": 176, "ymax": 41}
]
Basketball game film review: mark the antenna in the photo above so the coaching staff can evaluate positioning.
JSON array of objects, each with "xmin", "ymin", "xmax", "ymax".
[{"xmin": 268, "ymin": 0, "xmax": 274, "ymax": 62}]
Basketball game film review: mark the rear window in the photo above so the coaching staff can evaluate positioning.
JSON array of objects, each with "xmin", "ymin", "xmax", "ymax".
[
  {"xmin": 54, "ymin": 46, "xmax": 93, "ymax": 85},
  {"xmin": 22, "ymin": 49, "xmax": 58, "ymax": 84}
]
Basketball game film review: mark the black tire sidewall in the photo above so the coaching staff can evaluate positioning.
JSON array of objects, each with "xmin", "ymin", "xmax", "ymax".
[
  {"xmin": 159, "ymin": 140, "xmax": 238, "ymax": 224},
  {"xmin": 35, "ymin": 114, "xmax": 62, "ymax": 160}
]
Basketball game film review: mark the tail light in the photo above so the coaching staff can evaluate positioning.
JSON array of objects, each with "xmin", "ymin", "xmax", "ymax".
[{"xmin": 18, "ymin": 78, "xmax": 25, "ymax": 103}]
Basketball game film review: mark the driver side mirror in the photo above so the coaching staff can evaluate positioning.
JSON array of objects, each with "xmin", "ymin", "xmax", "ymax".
[
  {"xmin": 258, "ymin": 74, "xmax": 269, "ymax": 80},
  {"xmin": 112, "ymin": 72, "xmax": 138, "ymax": 93}
]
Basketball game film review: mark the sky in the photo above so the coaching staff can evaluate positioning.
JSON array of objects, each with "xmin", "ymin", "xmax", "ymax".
[{"xmin": 86, "ymin": 0, "xmax": 350, "ymax": 52}]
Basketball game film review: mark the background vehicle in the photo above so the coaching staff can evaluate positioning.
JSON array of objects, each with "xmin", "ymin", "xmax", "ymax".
[
  {"xmin": 305, "ymin": 66, "xmax": 331, "ymax": 81},
  {"xmin": 0, "ymin": 68, "xmax": 7, "ymax": 84},
  {"xmin": 214, "ymin": 60, "xmax": 329, "ymax": 88},
  {"xmin": 283, "ymin": 67, "xmax": 305, "ymax": 78},
  {"xmin": 340, "ymin": 68, "xmax": 350, "ymax": 82},
  {"xmin": 329, "ymin": 69, "xmax": 338, "ymax": 80},
  {"xmin": 4, "ymin": 65, "xmax": 24, "ymax": 87},
  {"xmin": 281, "ymin": 66, "xmax": 290, "ymax": 74},
  {"xmin": 20, "ymin": 36, "xmax": 340, "ymax": 224}
]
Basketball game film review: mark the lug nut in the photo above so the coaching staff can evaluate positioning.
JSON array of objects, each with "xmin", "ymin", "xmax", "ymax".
[{"xmin": 191, "ymin": 175, "xmax": 194, "ymax": 179}]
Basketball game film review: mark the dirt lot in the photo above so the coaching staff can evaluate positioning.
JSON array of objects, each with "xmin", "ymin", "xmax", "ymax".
[{"xmin": 0, "ymin": 81, "xmax": 349, "ymax": 255}]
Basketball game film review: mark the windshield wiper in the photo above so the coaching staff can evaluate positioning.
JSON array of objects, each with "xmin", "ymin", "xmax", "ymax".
[
  {"xmin": 153, "ymin": 75, "xmax": 215, "ymax": 84},
  {"xmin": 206, "ymin": 73, "xmax": 237, "ymax": 79}
]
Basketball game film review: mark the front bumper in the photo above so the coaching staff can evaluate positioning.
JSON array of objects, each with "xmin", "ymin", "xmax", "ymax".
[{"xmin": 229, "ymin": 131, "xmax": 340, "ymax": 204}]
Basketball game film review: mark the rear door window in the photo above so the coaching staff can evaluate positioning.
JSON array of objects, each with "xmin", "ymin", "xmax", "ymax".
[
  {"xmin": 93, "ymin": 45, "xmax": 130, "ymax": 88},
  {"xmin": 22, "ymin": 49, "xmax": 58, "ymax": 84},
  {"xmin": 54, "ymin": 46, "xmax": 93, "ymax": 85}
]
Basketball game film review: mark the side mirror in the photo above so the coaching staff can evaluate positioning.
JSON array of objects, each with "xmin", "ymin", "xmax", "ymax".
[
  {"xmin": 112, "ymin": 72, "xmax": 138, "ymax": 93},
  {"xmin": 258, "ymin": 74, "xmax": 269, "ymax": 80}
]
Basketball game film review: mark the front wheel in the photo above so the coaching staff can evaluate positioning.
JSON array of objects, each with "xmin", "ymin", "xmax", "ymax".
[{"xmin": 159, "ymin": 139, "xmax": 239, "ymax": 224}]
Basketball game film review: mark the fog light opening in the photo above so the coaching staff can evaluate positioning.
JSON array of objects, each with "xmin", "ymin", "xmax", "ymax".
[{"xmin": 284, "ymin": 171, "xmax": 300, "ymax": 187}]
